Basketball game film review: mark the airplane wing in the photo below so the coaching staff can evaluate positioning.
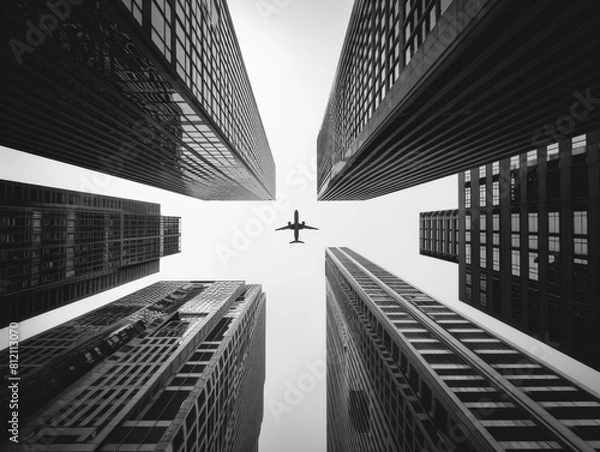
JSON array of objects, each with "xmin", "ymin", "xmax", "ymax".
[
  {"xmin": 275, "ymin": 225, "xmax": 292, "ymax": 231},
  {"xmin": 300, "ymin": 224, "xmax": 319, "ymax": 230}
]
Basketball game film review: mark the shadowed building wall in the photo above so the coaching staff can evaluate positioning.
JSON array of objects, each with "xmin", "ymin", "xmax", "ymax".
[
  {"xmin": 317, "ymin": 0, "xmax": 600, "ymax": 200},
  {"xmin": 458, "ymin": 131, "xmax": 600, "ymax": 371}
]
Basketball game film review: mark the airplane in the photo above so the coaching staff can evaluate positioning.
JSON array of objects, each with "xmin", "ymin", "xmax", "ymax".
[{"xmin": 275, "ymin": 210, "xmax": 319, "ymax": 244}]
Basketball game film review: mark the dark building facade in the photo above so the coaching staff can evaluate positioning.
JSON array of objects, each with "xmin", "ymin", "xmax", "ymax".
[
  {"xmin": 2, "ymin": 280, "xmax": 266, "ymax": 452},
  {"xmin": 419, "ymin": 210, "xmax": 459, "ymax": 262},
  {"xmin": 0, "ymin": 180, "xmax": 181, "ymax": 326},
  {"xmin": 0, "ymin": 0, "xmax": 276, "ymax": 200},
  {"xmin": 327, "ymin": 247, "xmax": 600, "ymax": 452},
  {"xmin": 317, "ymin": 0, "xmax": 600, "ymax": 200},
  {"xmin": 458, "ymin": 131, "xmax": 600, "ymax": 370}
]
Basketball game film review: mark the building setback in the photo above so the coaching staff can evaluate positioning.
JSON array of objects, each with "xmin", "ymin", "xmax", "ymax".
[
  {"xmin": 0, "ymin": 0, "xmax": 276, "ymax": 200},
  {"xmin": 327, "ymin": 247, "xmax": 600, "ymax": 452},
  {"xmin": 458, "ymin": 131, "xmax": 600, "ymax": 371},
  {"xmin": 317, "ymin": 0, "xmax": 600, "ymax": 200},
  {"xmin": 419, "ymin": 210, "xmax": 459, "ymax": 263},
  {"xmin": 1, "ymin": 280, "xmax": 266, "ymax": 452},
  {"xmin": 0, "ymin": 180, "xmax": 181, "ymax": 326}
]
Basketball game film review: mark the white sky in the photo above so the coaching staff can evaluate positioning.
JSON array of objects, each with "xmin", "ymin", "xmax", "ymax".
[{"xmin": 1, "ymin": 1, "xmax": 599, "ymax": 451}]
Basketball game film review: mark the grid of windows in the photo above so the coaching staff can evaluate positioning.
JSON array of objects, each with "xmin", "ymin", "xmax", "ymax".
[
  {"xmin": 461, "ymin": 130, "xmax": 599, "ymax": 370},
  {"xmin": 0, "ymin": 180, "xmax": 180, "ymax": 326},
  {"xmin": 10, "ymin": 282, "xmax": 266, "ymax": 452},
  {"xmin": 419, "ymin": 210, "xmax": 459, "ymax": 262}
]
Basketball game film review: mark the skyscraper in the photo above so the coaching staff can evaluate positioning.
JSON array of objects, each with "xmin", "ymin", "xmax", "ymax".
[
  {"xmin": 458, "ymin": 131, "xmax": 600, "ymax": 370},
  {"xmin": 0, "ymin": 180, "xmax": 181, "ymax": 326},
  {"xmin": 419, "ymin": 210, "xmax": 459, "ymax": 263},
  {"xmin": 0, "ymin": 0, "xmax": 276, "ymax": 200},
  {"xmin": 327, "ymin": 247, "xmax": 600, "ymax": 452},
  {"xmin": 2, "ymin": 280, "xmax": 266, "ymax": 452},
  {"xmin": 317, "ymin": 0, "xmax": 600, "ymax": 200}
]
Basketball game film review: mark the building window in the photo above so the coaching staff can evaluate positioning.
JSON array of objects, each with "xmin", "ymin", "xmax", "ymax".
[
  {"xmin": 548, "ymin": 212, "xmax": 560, "ymax": 234},
  {"xmin": 547, "ymin": 143, "xmax": 559, "ymax": 161},
  {"xmin": 573, "ymin": 211, "xmax": 588, "ymax": 235},
  {"xmin": 480, "ymin": 246, "xmax": 487, "ymax": 269},
  {"xmin": 465, "ymin": 244, "xmax": 471, "ymax": 265},
  {"xmin": 573, "ymin": 210, "xmax": 588, "ymax": 266},
  {"xmin": 493, "ymin": 248, "xmax": 500, "ymax": 271},
  {"xmin": 492, "ymin": 161, "xmax": 500, "ymax": 175},
  {"xmin": 510, "ymin": 155, "xmax": 520, "ymax": 170},
  {"xmin": 492, "ymin": 181, "xmax": 500, "ymax": 206},
  {"xmin": 493, "ymin": 214, "xmax": 500, "ymax": 232},
  {"xmin": 480, "ymin": 274, "xmax": 487, "ymax": 306},
  {"xmin": 464, "ymin": 170, "xmax": 471, "ymax": 182},
  {"xmin": 572, "ymin": 134, "xmax": 587, "ymax": 156},
  {"xmin": 479, "ymin": 165, "xmax": 487, "ymax": 180},
  {"xmin": 549, "ymin": 236, "xmax": 560, "ymax": 253},
  {"xmin": 480, "ymin": 214, "xmax": 486, "ymax": 244},
  {"xmin": 480, "ymin": 185, "xmax": 486, "ymax": 207},
  {"xmin": 529, "ymin": 253, "xmax": 539, "ymax": 281},
  {"xmin": 511, "ymin": 213, "xmax": 520, "ymax": 232},
  {"xmin": 465, "ymin": 187, "xmax": 471, "ymax": 208},
  {"xmin": 465, "ymin": 270, "xmax": 472, "ymax": 300},
  {"xmin": 574, "ymin": 238, "xmax": 588, "ymax": 257},
  {"xmin": 465, "ymin": 214, "xmax": 471, "ymax": 243},
  {"xmin": 527, "ymin": 150, "xmax": 538, "ymax": 167},
  {"xmin": 511, "ymin": 250, "xmax": 520, "ymax": 276},
  {"xmin": 528, "ymin": 213, "xmax": 538, "ymax": 233}
]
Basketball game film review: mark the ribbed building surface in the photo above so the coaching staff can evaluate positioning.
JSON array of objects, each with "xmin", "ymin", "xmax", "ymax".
[
  {"xmin": 317, "ymin": 0, "xmax": 600, "ymax": 200},
  {"xmin": 0, "ymin": 180, "xmax": 181, "ymax": 326},
  {"xmin": 1, "ymin": 280, "xmax": 266, "ymax": 452},
  {"xmin": 327, "ymin": 247, "xmax": 600, "ymax": 452},
  {"xmin": 0, "ymin": 0, "xmax": 276, "ymax": 200}
]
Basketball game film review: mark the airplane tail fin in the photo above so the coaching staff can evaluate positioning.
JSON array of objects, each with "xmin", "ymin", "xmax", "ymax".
[{"xmin": 290, "ymin": 240, "xmax": 305, "ymax": 244}]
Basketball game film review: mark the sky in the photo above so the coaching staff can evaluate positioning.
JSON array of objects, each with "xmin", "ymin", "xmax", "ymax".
[{"xmin": 1, "ymin": 1, "xmax": 600, "ymax": 451}]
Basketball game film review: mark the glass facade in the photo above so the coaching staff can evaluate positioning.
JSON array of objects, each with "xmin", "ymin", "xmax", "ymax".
[
  {"xmin": 0, "ymin": 180, "xmax": 181, "ymax": 326},
  {"xmin": 0, "ymin": 0, "xmax": 275, "ymax": 200}
]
